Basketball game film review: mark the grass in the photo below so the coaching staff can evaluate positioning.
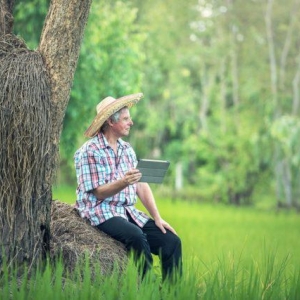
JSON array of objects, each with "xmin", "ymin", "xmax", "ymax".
[
  {"xmin": 2, "ymin": 185, "xmax": 298, "ymax": 299},
  {"xmin": 53, "ymin": 184, "xmax": 76, "ymax": 203},
  {"xmin": 1, "ymin": 251, "xmax": 299, "ymax": 299}
]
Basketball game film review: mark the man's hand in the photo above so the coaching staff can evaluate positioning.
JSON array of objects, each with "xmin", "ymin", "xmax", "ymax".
[
  {"xmin": 93, "ymin": 169, "xmax": 141, "ymax": 199},
  {"xmin": 123, "ymin": 168, "xmax": 142, "ymax": 185},
  {"xmin": 136, "ymin": 182, "xmax": 178, "ymax": 235},
  {"xmin": 155, "ymin": 217, "xmax": 177, "ymax": 235}
]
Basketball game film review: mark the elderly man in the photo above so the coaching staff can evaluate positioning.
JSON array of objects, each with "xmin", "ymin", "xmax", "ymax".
[{"xmin": 74, "ymin": 93, "xmax": 182, "ymax": 281}]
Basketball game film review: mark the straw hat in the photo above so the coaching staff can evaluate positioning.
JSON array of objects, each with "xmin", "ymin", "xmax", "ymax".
[{"xmin": 84, "ymin": 93, "xmax": 143, "ymax": 137}]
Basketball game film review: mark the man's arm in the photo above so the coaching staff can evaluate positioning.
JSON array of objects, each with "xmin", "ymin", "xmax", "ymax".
[
  {"xmin": 92, "ymin": 168, "xmax": 141, "ymax": 199},
  {"xmin": 136, "ymin": 182, "xmax": 177, "ymax": 235}
]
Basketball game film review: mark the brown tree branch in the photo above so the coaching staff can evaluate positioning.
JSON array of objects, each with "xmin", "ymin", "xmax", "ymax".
[
  {"xmin": 39, "ymin": 0, "xmax": 92, "ymax": 117},
  {"xmin": 38, "ymin": 0, "xmax": 92, "ymax": 185}
]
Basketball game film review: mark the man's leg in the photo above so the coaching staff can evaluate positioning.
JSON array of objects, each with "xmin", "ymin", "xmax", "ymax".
[
  {"xmin": 96, "ymin": 217, "xmax": 153, "ymax": 277},
  {"xmin": 142, "ymin": 219, "xmax": 182, "ymax": 281}
]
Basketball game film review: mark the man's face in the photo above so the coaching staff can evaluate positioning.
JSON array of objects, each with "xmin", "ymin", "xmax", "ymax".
[{"xmin": 111, "ymin": 108, "xmax": 133, "ymax": 137}]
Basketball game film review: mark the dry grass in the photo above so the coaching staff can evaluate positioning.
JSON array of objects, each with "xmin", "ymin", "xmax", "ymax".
[
  {"xmin": 50, "ymin": 200, "xmax": 127, "ymax": 276},
  {"xmin": 0, "ymin": 34, "xmax": 52, "ymax": 228}
]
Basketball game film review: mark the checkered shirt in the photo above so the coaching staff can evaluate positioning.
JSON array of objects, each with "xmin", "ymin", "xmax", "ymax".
[{"xmin": 74, "ymin": 132, "xmax": 149, "ymax": 227}]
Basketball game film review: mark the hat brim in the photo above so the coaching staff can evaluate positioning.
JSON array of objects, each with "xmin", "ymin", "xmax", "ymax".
[{"xmin": 84, "ymin": 93, "xmax": 143, "ymax": 138}]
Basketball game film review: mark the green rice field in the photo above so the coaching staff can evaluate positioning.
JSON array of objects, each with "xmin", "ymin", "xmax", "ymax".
[{"xmin": 1, "ymin": 185, "xmax": 299, "ymax": 299}]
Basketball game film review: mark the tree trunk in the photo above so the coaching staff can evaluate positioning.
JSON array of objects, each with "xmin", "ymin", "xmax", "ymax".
[
  {"xmin": 0, "ymin": 0, "xmax": 14, "ymax": 35},
  {"xmin": 219, "ymin": 58, "xmax": 227, "ymax": 134},
  {"xmin": 265, "ymin": 0, "xmax": 285, "ymax": 206},
  {"xmin": 292, "ymin": 54, "xmax": 300, "ymax": 115},
  {"xmin": 199, "ymin": 66, "xmax": 211, "ymax": 132},
  {"xmin": 0, "ymin": 0, "xmax": 92, "ymax": 269},
  {"xmin": 279, "ymin": 0, "xmax": 299, "ymax": 90}
]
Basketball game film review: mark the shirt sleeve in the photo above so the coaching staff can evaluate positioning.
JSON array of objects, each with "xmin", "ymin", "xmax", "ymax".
[
  {"xmin": 126, "ymin": 145, "xmax": 138, "ymax": 167},
  {"xmin": 75, "ymin": 148, "xmax": 107, "ymax": 192}
]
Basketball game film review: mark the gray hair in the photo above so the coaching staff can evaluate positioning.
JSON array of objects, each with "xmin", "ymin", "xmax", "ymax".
[{"xmin": 100, "ymin": 106, "xmax": 128, "ymax": 133}]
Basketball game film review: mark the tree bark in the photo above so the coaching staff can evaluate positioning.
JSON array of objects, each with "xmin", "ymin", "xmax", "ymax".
[
  {"xmin": 0, "ymin": 0, "xmax": 92, "ymax": 269},
  {"xmin": 219, "ymin": 58, "xmax": 227, "ymax": 134},
  {"xmin": 0, "ymin": 0, "xmax": 14, "ymax": 35},
  {"xmin": 292, "ymin": 54, "xmax": 300, "ymax": 115},
  {"xmin": 39, "ymin": 0, "xmax": 92, "ymax": 125},
  {"xmin": 265, "ymin": 0, "xmax": 279, "ymax": 115},
  {"xmin": 265, "ymin": 0, "xmax": 284, "ymax": 206},
  {"xmin": 199, "ymin": 66, "xmax": 211, "ymax": 132},
  {"xmin": 279, "ymin": 0, "xmax": 299, "ymax": 90},
  {"xmin": 38, "ymin": 0, "xmax": 92, "ymax": 212}
]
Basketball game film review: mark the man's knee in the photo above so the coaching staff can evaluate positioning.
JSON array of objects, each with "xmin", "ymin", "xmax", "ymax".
[
  {"xmin": 162, "ymin": 233, "xmax": 182, "ymax": 258},
  {"xmin": 126, "ymin": 228, "xmax": 148, "ymax": 249}
]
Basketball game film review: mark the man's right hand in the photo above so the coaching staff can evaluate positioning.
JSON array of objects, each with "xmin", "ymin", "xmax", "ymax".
[{"xmin": 124, "ymin": 168, "xmax": 142, "ymax": 185}]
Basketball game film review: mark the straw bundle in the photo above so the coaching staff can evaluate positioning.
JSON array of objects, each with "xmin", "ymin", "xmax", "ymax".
[
  {"xmin": 0, "ymin": 34, "xmax": 53, "ymax": 229},
  {"xmin": 50, "ymin": 200, "xmax": 127, "ymax": 275}
]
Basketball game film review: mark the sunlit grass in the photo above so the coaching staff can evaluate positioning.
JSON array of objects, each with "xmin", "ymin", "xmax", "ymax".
[
  {"xmin": 1, "ymin": 251, "xmax": 299, "ymax": 299},
  {"xmin": 53, "ymin": 184, "xmax": 76, "ymax": 203},
  {"xmin": 46, "ymin": 185, "xmax": 300, "ymax": 298},
  {"xmin": 53, "ymin": 184, "xmax": 300, "ymax": 272}
]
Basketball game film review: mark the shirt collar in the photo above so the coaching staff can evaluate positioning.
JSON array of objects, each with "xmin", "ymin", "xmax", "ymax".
[{"xmin": 96, "ymin": 132, "xmax": 128, "ymax": 150}]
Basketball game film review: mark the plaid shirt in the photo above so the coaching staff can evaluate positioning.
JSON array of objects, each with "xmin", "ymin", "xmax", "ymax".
[{"xmin": 74, "ymin": 132, "xmax": 149, "ymax": 227}]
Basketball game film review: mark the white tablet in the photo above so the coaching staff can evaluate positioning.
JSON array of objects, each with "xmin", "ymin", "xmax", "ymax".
[{"xmin": 136, "ymin": 159, "xmax": 170, "ymax": 184}]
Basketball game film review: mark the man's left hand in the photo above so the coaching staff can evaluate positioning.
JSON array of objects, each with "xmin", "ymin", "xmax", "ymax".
[{"xmin": 155, "ymin": 218, "xmax": 177, "ymax": 235}]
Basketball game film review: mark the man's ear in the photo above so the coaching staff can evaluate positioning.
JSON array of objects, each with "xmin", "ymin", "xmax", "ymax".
[{"xmin": 107, "ymin": 118, "xmax": 113, "ymax": 126}]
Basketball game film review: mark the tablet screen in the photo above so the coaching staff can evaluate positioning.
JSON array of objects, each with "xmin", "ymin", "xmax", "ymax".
[{"xmin": 136, "ymin": 159, "xmax": 170, "ymax": 183}]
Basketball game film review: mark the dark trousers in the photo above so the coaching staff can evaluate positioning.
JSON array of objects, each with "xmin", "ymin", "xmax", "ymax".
[{"xmin": 96, "ymin": 214, "xmax": 182, "ymax": 281}]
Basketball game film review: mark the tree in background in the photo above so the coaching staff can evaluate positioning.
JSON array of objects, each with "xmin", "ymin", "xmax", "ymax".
[
  {"xmin": 264, "ymin": 0, "xmax": 300, "ymax": 208},
  {"xmin": 11, "ymin": 0, "xmax": 300, "ymax": 209},
  {"xmin": 0, "ymin": 0, "xmax": 91, "ymax": 268},
  {"xmin": 130, "ymin": 0, "xmax": 300, "ymax": 207}
]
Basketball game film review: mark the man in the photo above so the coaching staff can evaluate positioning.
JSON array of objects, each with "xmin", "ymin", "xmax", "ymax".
[{"xmin": 74, "ymin": 93, "xmax": 182, "ymax": 281}]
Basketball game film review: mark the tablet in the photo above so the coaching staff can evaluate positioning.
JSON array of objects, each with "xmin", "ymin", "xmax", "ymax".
[{"xmin": 136, "ymin": 159, "xmax": 170, "ymax": 184}]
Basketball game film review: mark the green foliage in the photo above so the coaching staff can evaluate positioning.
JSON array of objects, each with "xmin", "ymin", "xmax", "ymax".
[
  {"xmin": 270, "ymin": 115, "xmax": 300, "ymax": 164},
  {"xmin": 13, "ymin": 0, "xmax": 300, "ymax": 207},
  {"xmin": 59, "ymin": 1, "xmax": 146, "ymax": 178},
  {"xmin": 13, "ymin": 0, "xmax": 49, "ymax": 49},
  {"xmin": 268, "ymin": 115, "xmax": 300, "ymax": 205},
  {"xmin": 53, "ymin": 184, "xmax": 76, "ymax": 203}
]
